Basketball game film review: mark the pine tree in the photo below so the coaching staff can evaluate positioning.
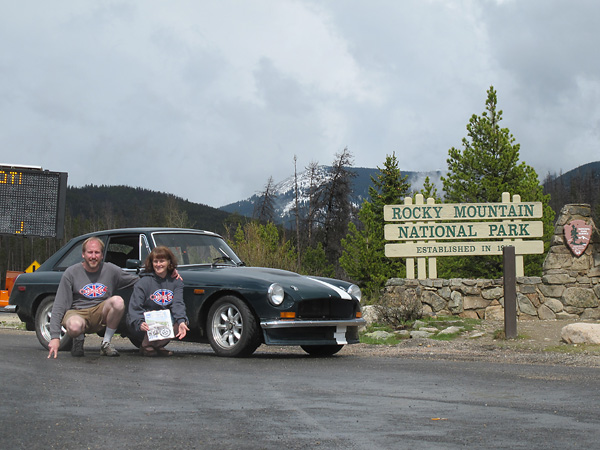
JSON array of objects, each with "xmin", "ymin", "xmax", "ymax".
[
  {"xmin": 440, "ymin": 86, "xmax": 555, "ymax": 278},
  {"xmin": 340, "ymin": 152, "xmax": 410, "ymax": 297},
  {"xmin": 418, "ymin": 176, "xmax": 440, "ymax": 202}
]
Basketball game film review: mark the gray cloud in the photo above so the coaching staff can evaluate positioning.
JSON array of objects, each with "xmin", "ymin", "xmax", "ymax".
[{"xmin": 0, "ymin": 0, "xmax": 597, "ymax": 208}]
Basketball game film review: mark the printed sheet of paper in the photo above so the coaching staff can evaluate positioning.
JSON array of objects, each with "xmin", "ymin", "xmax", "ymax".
[{"xmin": 144, "ymin": 309, "xmax": 174, "ymax": 341}]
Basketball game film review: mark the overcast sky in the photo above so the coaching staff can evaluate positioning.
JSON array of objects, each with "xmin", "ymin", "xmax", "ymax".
[{"xmin": 1, "ymin": 0, "xmax": 598, "ymax": 208}]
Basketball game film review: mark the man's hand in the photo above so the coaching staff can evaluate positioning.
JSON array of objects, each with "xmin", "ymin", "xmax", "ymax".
[
  {"xmin": 47, "ymin": 338, "xmax": 60, "ymax": 359},
  {"xmin": 171, "ymin": 269, "xmax": 183, "ymax": 281}
]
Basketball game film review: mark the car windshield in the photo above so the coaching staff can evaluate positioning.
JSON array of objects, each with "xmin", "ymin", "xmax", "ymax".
[{"xmin": 151, "ymin": 232, "xmax": 243, "ymax": 266}]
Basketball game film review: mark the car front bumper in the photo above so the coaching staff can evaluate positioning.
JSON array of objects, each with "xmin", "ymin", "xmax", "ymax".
[{"xmin": 260, "ymin": 318, "xmax": 366, "ymax": 346}]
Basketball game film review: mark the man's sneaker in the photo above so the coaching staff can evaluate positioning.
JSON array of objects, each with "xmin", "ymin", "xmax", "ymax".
[
  {"xmin": 71, "ymin": 338, "xmax": 85, "ymax": 357},
  {"xmin": 100, "ymin": 341, "xmax": 120, "ymax": 357}
]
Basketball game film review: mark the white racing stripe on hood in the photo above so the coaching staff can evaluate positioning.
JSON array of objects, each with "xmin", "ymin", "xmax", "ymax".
[{"xmin": 307, "ymin": 277, "xmax": 352, "ymax": 300}]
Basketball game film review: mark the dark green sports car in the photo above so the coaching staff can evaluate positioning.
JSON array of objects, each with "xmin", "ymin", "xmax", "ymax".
[{"xmin": 9, "ymin": 228, "xmax": 365, "ymax": 357}]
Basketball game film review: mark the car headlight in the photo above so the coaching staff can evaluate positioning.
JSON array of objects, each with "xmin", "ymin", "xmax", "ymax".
[
  {"xmin": 347, "ymin": 284, "xmax": 362, "ymax": 302},
  {"xmin": 268, "ymin": 283, "xmax": 285, "ymax": 306}
]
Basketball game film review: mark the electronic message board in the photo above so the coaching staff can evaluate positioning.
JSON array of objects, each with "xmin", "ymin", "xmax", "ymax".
[{"xmin": 0, "ymin": 165, "xmax": 67, "ymax": 238}]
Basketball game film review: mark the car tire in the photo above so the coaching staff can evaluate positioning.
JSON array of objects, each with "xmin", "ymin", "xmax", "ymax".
[
  {"xmin": 35, "ymin": 296, "xmax": 72, "ymax": 351},
  {"xmin": 300, "ymin": 344, "xmax": 344, "ymax": 357},
  {"xmin": 207, "ymin": 296, "xmax": 261, "ymax": 357}
]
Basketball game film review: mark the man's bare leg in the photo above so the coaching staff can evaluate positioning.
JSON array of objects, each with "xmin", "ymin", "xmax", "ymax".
[
  {"xmin": 100, "ymin": 296, "xmax": 125, "ymax": 356},
  {"xmin": 64, "ymin": 314, "xmax": 86, "ymax": 357}
]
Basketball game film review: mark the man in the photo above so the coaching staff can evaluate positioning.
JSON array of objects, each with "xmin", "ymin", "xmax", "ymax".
[{"xmin": 47, "ymin": 236, "xmax": 139, "ymax": 358}]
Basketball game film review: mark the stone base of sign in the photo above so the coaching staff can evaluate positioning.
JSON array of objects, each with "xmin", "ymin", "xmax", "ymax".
[{"xmin": 382, "ymin": 203, "xmax": 600, "ymax": 321}]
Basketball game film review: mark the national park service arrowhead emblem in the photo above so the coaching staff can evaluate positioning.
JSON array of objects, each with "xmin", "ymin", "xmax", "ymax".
[{"xmin": 564, "ymin": 220, "xmax": 592, "ymax": 257}]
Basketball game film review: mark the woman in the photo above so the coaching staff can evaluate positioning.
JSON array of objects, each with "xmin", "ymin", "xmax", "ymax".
[{"xmin": 128, "ymin": 246, "xmax": 189, "ymax": 356}]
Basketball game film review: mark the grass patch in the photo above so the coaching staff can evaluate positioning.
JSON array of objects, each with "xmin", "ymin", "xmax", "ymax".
[
  {"xmin": 492, "ymin": 329, "xmax": 528, "ymax": 340},
  {"xmin": 421, "ymin": 316, "xmax": 479, "ymax": 331},
  {"xmin": 431, "ymin": 331, "xmax": 463, "ymax": 341},
  {"xmin": 360, "ymin": 334, "xmax": 405, "ymax": 346},
  {"xmin": 0, "ymin": 321, "xmax": 26, "ymax": 330},
  {"xmin": 359, "ymin": 323, "xmax": 406, "ymax": 345},
  {"xmin": 421, "ymin": 316, "xmax": 480, "ymax": 341}
]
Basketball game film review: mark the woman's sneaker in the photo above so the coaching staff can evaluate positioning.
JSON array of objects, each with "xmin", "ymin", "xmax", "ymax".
[
  {"xmin": 71, "ymin": 338, "xmax": 85, "ymax": 357},
  {"xmin": 100, "ymin": 341, "xmax": 120, "ymax": 357}
]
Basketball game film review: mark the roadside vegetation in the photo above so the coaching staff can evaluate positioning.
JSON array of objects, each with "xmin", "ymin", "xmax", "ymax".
[{"xmin": 360, "ymin": 316, "xmax": 482, "ymax": 345}]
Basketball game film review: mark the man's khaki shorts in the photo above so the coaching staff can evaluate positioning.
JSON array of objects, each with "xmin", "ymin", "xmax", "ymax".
[{"xmin": 62, "ymin": 301, "xmax": 107, "ymax": 334}]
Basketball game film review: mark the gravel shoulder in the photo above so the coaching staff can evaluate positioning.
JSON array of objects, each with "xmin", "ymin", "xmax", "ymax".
[
  {"xmin": 3, "ymin": 312, "xmax": 600, "ymax": 367},
  {"xmin": 342, "ymin": 319, "xmax": 600, "ymax": 368}
]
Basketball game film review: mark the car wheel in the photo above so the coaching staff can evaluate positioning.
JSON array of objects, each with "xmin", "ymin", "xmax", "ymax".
[
  {"xmin": 301, "ymin": 344, "xmax": 344, "ymax": 357},
  {"xmin": 207, "ymin": 296, "xmax": 261, "ymax": 357},
  {"xmin": 35, "ymin": 296, "xmax": 72, "ymax": 351}
]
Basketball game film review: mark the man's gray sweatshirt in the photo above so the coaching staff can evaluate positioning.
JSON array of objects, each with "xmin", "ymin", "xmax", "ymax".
[{"xmin": 49, "ymin": 262, "xmax": 138, "ymax": 339}]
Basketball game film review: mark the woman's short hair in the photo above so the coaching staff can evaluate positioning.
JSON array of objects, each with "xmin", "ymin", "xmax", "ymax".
[{"xmin": 144, "ymin": 246, "xmax": 178, "ymax": 274}]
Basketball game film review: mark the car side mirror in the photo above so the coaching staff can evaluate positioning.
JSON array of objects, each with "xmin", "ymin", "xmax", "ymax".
[{"xmin": 126, "ymin": 259, "xmax": 143, "ymax": 274}]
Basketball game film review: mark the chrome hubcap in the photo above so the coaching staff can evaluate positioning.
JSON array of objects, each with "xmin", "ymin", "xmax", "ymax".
[{"xmin": 212, "ymin": 304, "xmax": 242, "ymax": 348}]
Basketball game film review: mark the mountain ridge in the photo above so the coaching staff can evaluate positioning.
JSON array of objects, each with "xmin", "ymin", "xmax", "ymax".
[{"xmin": 219, "ymin": 166, "xmax": 446, "ymax": 222}]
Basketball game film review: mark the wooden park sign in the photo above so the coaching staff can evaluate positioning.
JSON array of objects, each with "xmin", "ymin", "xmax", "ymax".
[{"xmin": 384, "ymin": 192, "xmax": 544, "ymax": 279}]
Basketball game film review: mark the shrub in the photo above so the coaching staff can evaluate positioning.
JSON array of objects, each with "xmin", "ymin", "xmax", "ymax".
[{"xmin": 374, "ymin": 291, "xmax": 422, "ymax": 328}]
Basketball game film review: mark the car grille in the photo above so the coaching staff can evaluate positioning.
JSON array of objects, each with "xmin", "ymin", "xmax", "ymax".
[{"xmin": 297, "ymin": 298, "xmax": 355, "ymax": 319}]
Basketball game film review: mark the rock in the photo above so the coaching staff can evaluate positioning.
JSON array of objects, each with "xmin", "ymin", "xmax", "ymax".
[
  {"xmin": 365, "ymin": 330, "xmax": 393, "ymax": 340},
  {"xmin": 463, "ymin": 296, "xmax": 490, "ymax": 310},
  {"xmin": 438, "ymin": 326, "xmax": 462, "ymax": 335},
  {"xmin": 460, "ymin": 310, "xmax": 479, "ymax": 319},
  {"xmin": 485, "ymin": 305, "xmax": 504, "ymax": 320},
  {"xmin": 413, "ymin": 320, "xmax": 426, "ymax": 329},
  {"xmin": 421, "ymin": 291, "xmax": 446, "ymax": 312},
  {"xmin": 556, "ymin": 311, "xmax": 580, "ymax": 320},
  {"xmin": 561, "ymin": 323, "xmax": 600, "ymax": 344},
  {"xmin": 448, "ymin": 291, "xmax": 463, "ymax": 313},
  {"xmin": 482, "ymin": 287, "xmax": 503, "ymax": 300},
  {"xmin": 543, "ymin": 274, "xmax": 576, "ymax": 284},
  {"xmin": 537, "ymin": 304, "xmax": 556, "ymax": 320},
  {"xmin": 410, "ymin": 330, "xmax": 433, "ymax": 339},
  {"xmin": 563, "ymin": 288, "xmax": 599, "ymax": 308},
  {"xmin": 542, "ymin": 298, "xmax": 564, "ymax": 313},
  {"xmin": 538, "ymin": 284, "xmax": 565, "ymax": 298},
  {"xmin": 419, "ymin": 327, "xmax": 438, "ymax": 333},
  {"xmin": 361, "ymin": 305, "xmax": 378, "ymax": 326},
  {"xmin": 517, "ymin": 293, "xmax": 538, "ymax": 316},
  {"xmin": 580, "ymin": 308, "xmax": 600, "ymax": 320},
  {"xmin": 468, "ymin": 332, "xmax": 485, "ymax": 339}
]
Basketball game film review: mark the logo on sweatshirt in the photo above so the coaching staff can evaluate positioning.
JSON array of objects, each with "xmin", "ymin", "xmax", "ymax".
[
  {"xmin": 80, "ymin": 283, "xmax": 108, "ymax": 298},
  {"xmin": 150, "ymin": 289, "xmax": 174, "ymax": 306}
]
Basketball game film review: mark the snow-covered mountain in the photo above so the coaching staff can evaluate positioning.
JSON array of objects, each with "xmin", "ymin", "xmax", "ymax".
[{"xmin": 220, "ymin": 166, "xmax": 446, "ymax": 223}]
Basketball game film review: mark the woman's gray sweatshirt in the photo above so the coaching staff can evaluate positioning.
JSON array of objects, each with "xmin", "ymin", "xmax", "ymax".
[{"xmin": 127, "ymin": 272, "xmax": 187, "ymax": 332}]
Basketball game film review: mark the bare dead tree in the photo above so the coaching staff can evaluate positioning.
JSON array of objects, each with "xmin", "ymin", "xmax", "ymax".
[{"xmin": 253, "ymin": 176, "xmax": 277, "ymax": 223}]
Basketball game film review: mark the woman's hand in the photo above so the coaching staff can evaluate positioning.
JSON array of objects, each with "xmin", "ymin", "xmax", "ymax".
[
  {"xmin": 140, "ymin": 322, "xmax": 149, "ymax": 332},
  {"xmin": 176, "ymin": 322, "xmax": 189, "ymax": 340}
]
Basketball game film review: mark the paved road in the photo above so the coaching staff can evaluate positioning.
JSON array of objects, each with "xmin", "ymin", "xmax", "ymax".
[{"xmin": 1, "ymin": 328, "xmax": 599, "ymax": 450}]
